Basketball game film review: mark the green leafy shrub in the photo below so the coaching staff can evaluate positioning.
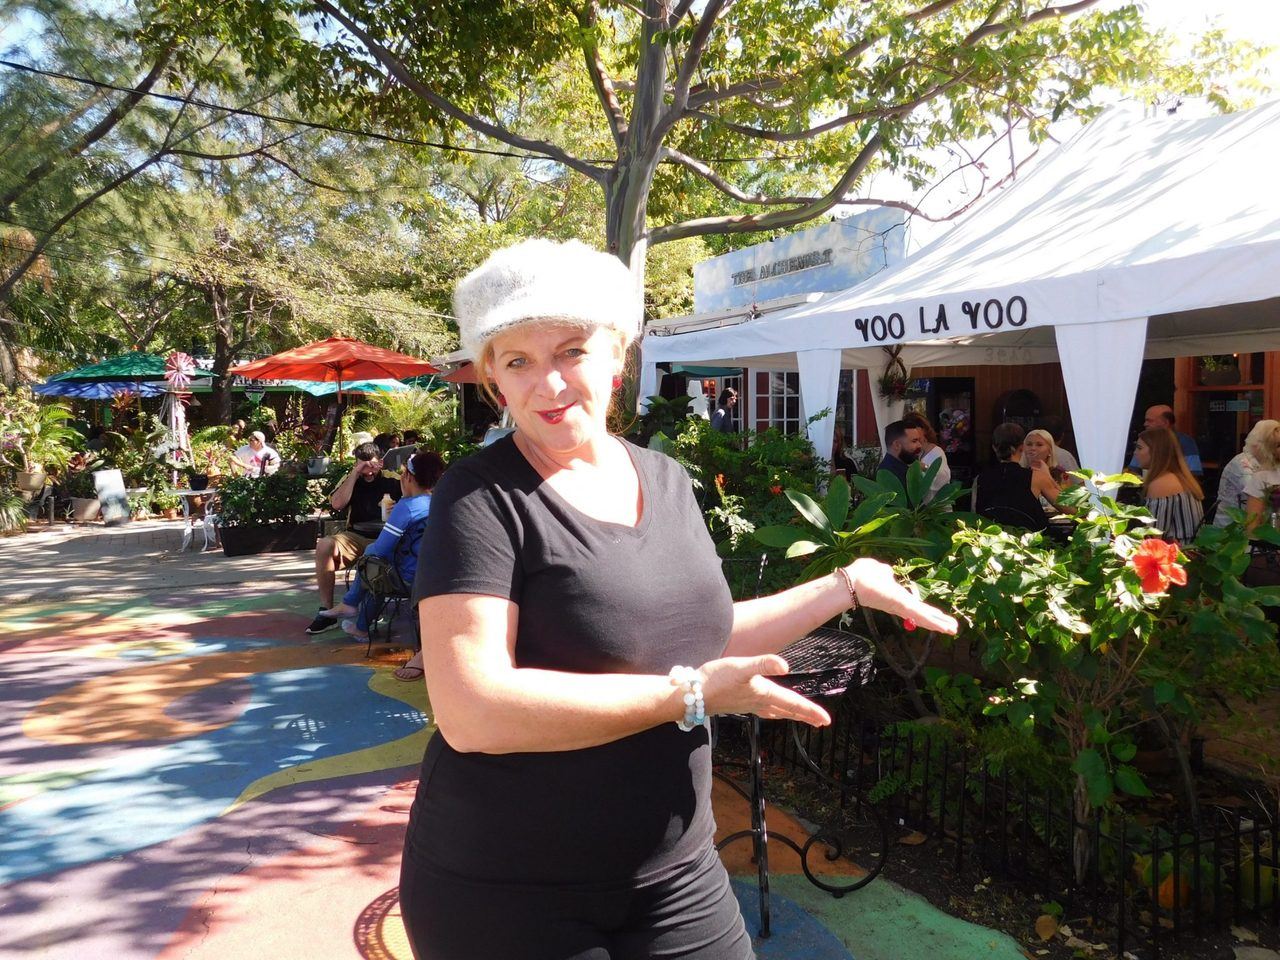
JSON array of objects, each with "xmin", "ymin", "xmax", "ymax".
[
  {"xmin": 216, "ymin": 472, "xmax": 323, "ymax": 527},
  {"xmin": 0, "ymin": 386, "xmax": 81, "ymax": 474},
  {"xmin": 0, "ymin": 487, "xmax": 27, "ymax": 533}
]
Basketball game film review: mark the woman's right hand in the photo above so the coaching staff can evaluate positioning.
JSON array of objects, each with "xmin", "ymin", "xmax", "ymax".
[{"xmin": 697, "ymin": 655, "xmax": 831, "ymax": 727}]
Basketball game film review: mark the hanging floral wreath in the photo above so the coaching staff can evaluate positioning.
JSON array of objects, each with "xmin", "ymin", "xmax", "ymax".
[{"xmin": 876, "ymin": 346, "xmax": 909, "ymax": 401}]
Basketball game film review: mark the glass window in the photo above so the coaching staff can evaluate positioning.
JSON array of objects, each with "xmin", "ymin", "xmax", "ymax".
[{"xmin": 758, "ymin": 370, "xmax": 802, "ymax": 434}]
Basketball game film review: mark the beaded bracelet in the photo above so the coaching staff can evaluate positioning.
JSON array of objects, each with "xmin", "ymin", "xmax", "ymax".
[
  {"xmin": 669, "ymin": 666, "xmax": 707, "ymax": 732},
  {"xmin": 836, "ymin": 566, "xmax": 860, "ymax": 610}
]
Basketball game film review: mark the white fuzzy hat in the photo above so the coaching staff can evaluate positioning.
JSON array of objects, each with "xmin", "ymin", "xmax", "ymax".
[{"xmin": 453, "ymin": 238, "xmax": 642, "ymax": 359}]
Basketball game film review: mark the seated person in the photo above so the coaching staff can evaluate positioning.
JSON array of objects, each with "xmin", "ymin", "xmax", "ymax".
[
  {"xmin": 1131, "ymin": 404, "xmax": 1202, "ymax": 476},
  {"xmin": 1132, "ymin": 427, "xmax": 1204, "ymax": 541},
  {"xmin": 372, "ymin": 431, "xmax": 400, "ymax": 456},
  {"xmin": 877, "ymin": 419, "xmax": 924, "ymax": 491},
  {"xmin": 306, "ymin": 441, "xmax": 402, "ymax": 635},
  {"xmin": 382, "ymin": 429, "xmax": 421, "ymax": 472},
  {"xmin": 830, "ymin": 424, "xmax": 857, "ymax": 480},
  {"xmin": 231, "ymin": 431, "xmax": 281, "ymax": 476},
  {"xmin": 973, "ymin": 422, "xmax": 1060, "ymax": 532},
  {"xmin": 322, "ymin": 450, "xmax": 445, "ymax": 642},
  {"xmin": 1036, "ymin": 415, "xmax": 1080, "ymax": 473},
  {"xmin": 902, "ymin": 412, "xmax": 950, "ymax": 502},
  {"xmin": 1215, "ymin": 419, "xmax": 1280, "ymax": 527}
]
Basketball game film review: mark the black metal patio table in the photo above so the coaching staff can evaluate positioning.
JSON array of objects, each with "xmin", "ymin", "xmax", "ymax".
[{"xmin": 714, "ymin": 626, "xmax": 889, "ymax": 938}]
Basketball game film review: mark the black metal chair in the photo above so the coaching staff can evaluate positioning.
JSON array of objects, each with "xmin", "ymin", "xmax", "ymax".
[{"xmin": 356, "ymin": 515, "xmax": 427, "ymax": 657}]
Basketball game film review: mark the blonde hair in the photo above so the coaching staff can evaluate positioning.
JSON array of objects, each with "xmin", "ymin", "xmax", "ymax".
[
  {"xmin": 1139, "ymin": 427, "xmax": 1204, "ymax": 500},
  {"xmin": 1019, "ymin": 428, "xmax": 1058, "ymax": 469},
  {"xmin": 1244, "ymin": 419, "xmax": 1280, "ymax": 470}
]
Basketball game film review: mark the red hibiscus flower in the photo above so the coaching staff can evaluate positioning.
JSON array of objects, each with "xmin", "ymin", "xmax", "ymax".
[
  {"xmin": 1129, "ymin": 539, "xmax": 1187, "ymax": 594},
  {"xmin": 769, "ymin": 485, "xmax": 782, "ymax": 495}
]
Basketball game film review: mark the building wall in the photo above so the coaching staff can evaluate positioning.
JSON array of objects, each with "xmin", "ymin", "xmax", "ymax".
[{"xmin": 853, "ymin": 362, "xmax": 1073, "ymax": 462}]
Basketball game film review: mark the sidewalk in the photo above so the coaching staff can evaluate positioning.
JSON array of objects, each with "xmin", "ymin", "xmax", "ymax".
[
  {"xmin": 0, "ymin": 529, "xmax": 1028, "ymax": 960},
  {"xmin": 0, "ymin": 519, "xmax": 315, "ymax": 602}
]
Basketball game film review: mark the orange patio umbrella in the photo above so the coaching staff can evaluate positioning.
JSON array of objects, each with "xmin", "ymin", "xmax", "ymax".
[
  {"xmin": 229, "ymin": 337, "xmax": 439, "ymax": 395},
  {"xmin": 441, "ymin": 362, "xmax": 479, "ymax": 384}
]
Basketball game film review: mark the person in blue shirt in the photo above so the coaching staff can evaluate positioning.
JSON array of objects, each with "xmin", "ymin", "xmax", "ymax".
[
  {"xmin": 1131, "ymin": 404, "xmax": 1202, "ymax": 476},
  {"xmin": 322, "ymin": 450, "xmax": 446, "ymax": 643}
]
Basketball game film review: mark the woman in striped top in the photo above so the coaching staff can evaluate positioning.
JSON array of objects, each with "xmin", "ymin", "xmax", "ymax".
[{"xmin": 1133, "ymin": 427, "xmax": 1204, "ymax": 542}]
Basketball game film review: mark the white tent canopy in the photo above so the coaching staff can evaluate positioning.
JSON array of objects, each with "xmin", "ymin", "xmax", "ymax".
[{"xmin": 642, "ymin": 101, "xmax": 1280, "ymax": 472}]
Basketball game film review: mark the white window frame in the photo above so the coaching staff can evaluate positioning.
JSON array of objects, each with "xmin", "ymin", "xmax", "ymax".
[{"xmin": 756, "ymin": 369, "xmax": 803, "ymax": 435}]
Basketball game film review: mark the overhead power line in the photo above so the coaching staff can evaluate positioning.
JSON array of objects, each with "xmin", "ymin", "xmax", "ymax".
[{"xmin": 0, "ymin": 58, "xmax": 798, "ymax": 165}]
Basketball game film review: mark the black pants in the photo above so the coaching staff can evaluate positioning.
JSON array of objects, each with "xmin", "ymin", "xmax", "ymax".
[{"xmin": 399, "ymin": 844, "xmax": 754, "ymax": 960}]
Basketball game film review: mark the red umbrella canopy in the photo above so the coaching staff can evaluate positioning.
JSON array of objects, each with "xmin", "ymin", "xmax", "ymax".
[
  {"xmin": 441, "ymin": 362, "xmax": 479, "ymax": 384},
  {"xmin": 229, "ymin": 337, "xmax": 439, "ymax": 383}
]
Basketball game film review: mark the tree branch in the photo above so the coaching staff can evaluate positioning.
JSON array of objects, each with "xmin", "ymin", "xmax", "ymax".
[
  {"xmin": 577, "ymin": 2, "xmax": 627, "ymax": 148},
  {"xmin": 0, "ymin": 42, "xmax": 176, "ymax": 215},
  {"xmin": 689, "ymin": 68, "xmax": 971, "ymax": 143},
  {"xmin": 967, "ymin": 0, "xmax": 1099, "ymax": 45},
  {"xmin": 668, "ymin": 0, "xmax": 731, "ymax": 117},
  {"xmin": 650, "ymin": 133, "xmax": 882, "ymax": 244},
  {"xmin": 670, "ymin": 0, "xmax": 697, "ymax": 21},
  {"xmin": 661, "ymin": 146, "xmax": 794, "ymax": 205},
  {"xmin": 312, "ymin": 0, "xmax": 607, "ymax": 182}
]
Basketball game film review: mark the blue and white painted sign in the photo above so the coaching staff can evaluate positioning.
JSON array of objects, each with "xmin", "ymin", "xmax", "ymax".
[{"xmin": 692, "ymin": 209, "xmax": 907, "ymax": 313}]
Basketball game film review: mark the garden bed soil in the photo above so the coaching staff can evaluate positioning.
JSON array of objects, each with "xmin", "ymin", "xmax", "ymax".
[
  {"xmin": 745, "ymin": 761, "xmax": 1277, "ymax": 960},
  {"xmin": 714, "ymin": 718, "xmax": 1278, "ymax": 960}
]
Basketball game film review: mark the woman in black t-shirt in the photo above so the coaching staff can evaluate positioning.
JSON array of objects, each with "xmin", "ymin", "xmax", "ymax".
[
  {"xmin": 974, "ymin": 422, "xmax": 1061, "ymax": 531},
  {"xmin": 402, "ymin": 239, "xmax": 958, "ymax": 960}
]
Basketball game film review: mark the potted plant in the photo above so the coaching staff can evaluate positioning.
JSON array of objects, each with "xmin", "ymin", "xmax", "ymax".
[
  {"xmin": 152, "ymin": 489, "xmax": 181, "ymax": 520},
  {"xmin": 0, "ymin": 387, "xmax": 80, "ymax": 496},
  {"xmin": 1198, "ymin": 354, "xmax": 1240, "ymax": 386},
  {"xmin": 62, "ymin": 464, "xmax": 101, "ymax": 521},
  {"xmin": 215, "ymin": 472, "xmax": 322, "ymax": 556},
  {"xmin": 189, "ymin": 439, "xmax": 236, "ymax": 489}
]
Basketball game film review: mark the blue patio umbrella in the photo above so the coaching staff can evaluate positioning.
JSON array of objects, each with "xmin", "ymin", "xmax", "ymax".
[{"xmin": 33, "ymin": 380, "xmax": 168, "ymax": 399}]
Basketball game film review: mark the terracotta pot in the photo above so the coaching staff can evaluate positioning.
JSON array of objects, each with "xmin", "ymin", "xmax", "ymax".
[
  {"xmin": 16, "ymin": 469, "xmax": 46, "ymax": 493},
  {"xmin": 162, "ymin": 508, "xmax": 180, "ymax": 520}
]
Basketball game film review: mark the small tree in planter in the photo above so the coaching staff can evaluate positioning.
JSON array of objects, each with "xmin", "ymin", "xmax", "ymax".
[
  {"xmin": 216, "ymin": 472, "xmax": 324, "ymax": 556},
  {"xmin": 915, "ymin": 476, "xmax": 1280, "ymax": 882},
  {"xmin": 0, "ymin": 386, "xmax": 81, "ymax": 491}
]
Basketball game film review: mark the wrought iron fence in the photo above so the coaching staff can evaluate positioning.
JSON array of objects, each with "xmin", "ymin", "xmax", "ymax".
[{"xmin": 753, "ymin": 706, "xmax": 1279, "ymax": 957}]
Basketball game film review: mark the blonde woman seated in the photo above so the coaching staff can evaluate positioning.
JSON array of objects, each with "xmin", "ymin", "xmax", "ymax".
[
  {"xmin": 1020, "ymin": 428, "xmax": 1074, "ymax": 484},
  {"xmin": 973, "ymin": 422, "xmax": 1063, "ymax": 531},
  {"xmin": 1020, "ymin": 427, "xmax": 1077, "ymax": 516},
  {"xmin": 1132, "ymin": 428, "xmax": 1204, "ymax": 542},
  {"xmin": 1216, "ymin": 419, "xmax": 1280, "ymax": 527}
]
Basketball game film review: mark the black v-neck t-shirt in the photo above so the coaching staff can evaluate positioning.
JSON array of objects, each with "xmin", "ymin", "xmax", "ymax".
[{"xmin": 406, "ymin": 434, "xmax": 734, "ymax": 887}]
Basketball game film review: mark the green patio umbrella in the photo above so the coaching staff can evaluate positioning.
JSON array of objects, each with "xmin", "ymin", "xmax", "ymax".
[{"xmin": 50, "ymin": 351, "xmax": 214, "ymax": 382}]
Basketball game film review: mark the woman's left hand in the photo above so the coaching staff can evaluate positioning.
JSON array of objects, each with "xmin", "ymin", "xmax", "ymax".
[{"xmin": 844, "ymin": 558, "xmax": 958, "ymax": 634}]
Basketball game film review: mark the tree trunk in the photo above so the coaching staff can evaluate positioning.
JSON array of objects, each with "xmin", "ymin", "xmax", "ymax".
[
  {"xmin": 602, "ymin": 0, "xmax": 671, "ymax": 283},
  {"xmin": 210, "ymin": 288, "xmax": 236, "ymax": 423},
  {"xmin": 1072, "ymin": 774, "xmax": 1092, "ymax": 887}
]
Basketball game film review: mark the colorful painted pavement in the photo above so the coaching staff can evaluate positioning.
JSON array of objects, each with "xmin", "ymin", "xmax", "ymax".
[{"xmin": 0, "ymin": 584, "xmax": 1027, "ymax": 960}]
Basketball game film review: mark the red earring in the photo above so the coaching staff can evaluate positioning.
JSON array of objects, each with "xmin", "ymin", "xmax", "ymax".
[
  {"xmin": 611, "ymin": 375, "xmax": 623, "ymax": 391},
  {"xmin": 496, "ymin": 392, "xmax": 507, "ymax": 408}
]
